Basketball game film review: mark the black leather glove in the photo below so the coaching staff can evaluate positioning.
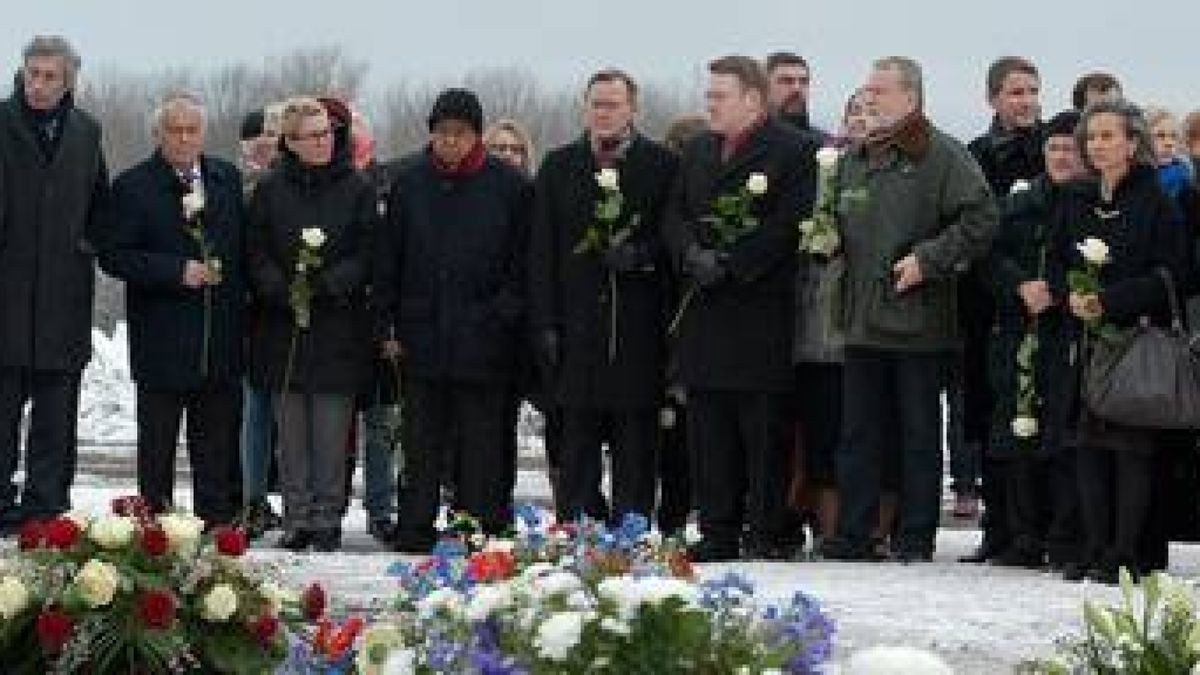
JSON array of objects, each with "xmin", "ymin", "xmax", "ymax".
[
  {"xmin": 601, "ymin": 242, "xmax": 646, "ymax": 273},
  {"xmin": 683, "ymin": 244, "xmax": 726, "ymax": 287}
]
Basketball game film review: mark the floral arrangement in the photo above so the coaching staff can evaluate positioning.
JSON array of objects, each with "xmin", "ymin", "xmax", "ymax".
[
  {"xmin": 1022, "ymin": 569, "xmax": 1200, "ymax": 674},
  {"xmin": 0, "ymin": 496, "xmax": 316, "ymax": 674},
  {"xmin": 285, "ymin": 508, "xmax": 835, "ymax": 674}
]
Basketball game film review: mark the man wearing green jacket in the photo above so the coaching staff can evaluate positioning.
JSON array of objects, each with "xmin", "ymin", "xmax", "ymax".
[{"xmin": 822, "ymin": 56, "xmax": 997, "ymax": 562}]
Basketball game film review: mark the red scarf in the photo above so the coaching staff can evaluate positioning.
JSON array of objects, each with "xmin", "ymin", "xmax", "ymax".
[
  {"xmin": 431, "ymin": 141, "xmax": 487, "ymax": 177},
  {"xmin": 721, "ymin": 115, "xmax": 767, "ymax": 161}
]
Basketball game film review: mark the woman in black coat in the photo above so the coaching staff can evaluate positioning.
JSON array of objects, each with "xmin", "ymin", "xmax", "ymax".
[
  {"xmin": 246, "ymin": 97, "xmax": 375, "ymax": 552},
  {"xmin": 1049, "ymin": 100, "xmax": 1189, "ymax": 583}
]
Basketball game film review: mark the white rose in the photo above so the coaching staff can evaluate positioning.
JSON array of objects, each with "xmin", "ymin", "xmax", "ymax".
[
  {"xmin": 74, "ymin": 559, "xmax": 120, "ymax": 608},
  {"xmin": 595, "ymin": 168, "xmax": 620, "ymax": 191},
  {"xmin": 89, "ymin": 515, "xmax": 136, "ymax": 550},
  {"xmin": 381, "ymin": 647, "xmax": 417, "ymax": 675},
  {"xmin": 599, "ymin": 616, "xmax": 630, "ymax": 636},
  {"xmin": 201, "ymin": 583, "xmax": 239, "ymax": 622},
  {"xmin": 1076, "ymin": 237, "xmax": 1110, "ymax": 266},
  {"xmin": 181, "ymin": 188, "xmax": 205, "ymax": 220},
  {"xmin": 465, "ymin": 583, "xmax": 513, "ymax": 622},
  {"xmin": 799, "ymin": 218, "xmax": 816, "ymax": 235},
  {"xmin": 301, "ymin": 227, "xmax": 327, "ymax": 249},
  {"xmin": 815, "ymin": 146, "xmax": 842, "ymax": 170},
  {"xmin": 1009, "ymin": 179, "xmax": 1032, "ymax": 195},
  {"xmin": 534, "ymin": 611, "xmax": 588, "ymax": 661},
  {"xmin": 157, "ymin": 513, "xmax": 205, "ymax": 553},
  {"xmin": 745, "ymin": 172, "xmax": 768, "ymax": 195},
  {"xmin": 64, "ymin": 511, "xmax": 91, "ymax": 531},
  {"xmin": 0, "ymin": 576, "xmax": 30, "ymax": 620},
  {"xmin": 658, "ymin": 406, "xmax": 676, "ymax": 429},
  {"xmin": 1011, "ymin": 415, "xmax": 1039, "ymax": 439}
]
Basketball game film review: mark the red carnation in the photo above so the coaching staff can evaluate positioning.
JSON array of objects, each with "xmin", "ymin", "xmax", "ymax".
[
  {"xmin": 35, "ymin": 608, "xmax": 74, "ymax": 653},
  {"xmin": 467, "ymin": 551, "xmax": 516, "ymax": 583},
  {"xmin": 252, "ymin": 613, "xmax": 280, "ymax": 646},
  {"xmin": 136, "ymin": 589, "xmax": 176, "ymax": 629},
  {"xmin": 301, "ymin": 583, "xmax": 326, "ymax": 621},
  {"xmin": 18, "ymin": 520, "xmax": 44, "ymax": 551},
  {"xmin": 139, "ymin": 526, "xmax": 170, "ymax": 557},
  {"xmin": 111, "ymin": 495, "xmax": 152, "ymax": 520},
  {"xmin": 43, "ymin": 517, "xmax": 81, "ymax": 550},
  {"xmin": 214, "ymin": 525, "xmax": 248, "ymax": 557}
]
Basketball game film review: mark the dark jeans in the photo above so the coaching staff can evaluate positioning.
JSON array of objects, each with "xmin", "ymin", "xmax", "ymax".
[
  {"xmin": 946, "ymin": 357, "xmax": 982, "ymax": 496},
  {"xmin": 837, "ymin": 348, "xmax": 947, "ymax": 555},
  {"xmin": 0, "ymin": 368, "xmax": 81, "ymax": 523},
  {"xmin": 794, "ymin": 362, "xmax": 842, "ymax": 488},
  {"xmin": 687, "ymin": 388, "xmax": 790, "ymax": 547},
  {"xmin": 396, "ymin": 378, "xmax": 512, "ymax": 543},
  {"xmin": 1077, "ymin": 443, "xmax": 1155, "ymax": 569},
  {"xmin": 136, "ymin": 384, "xmax": 242, "ymax": 524},
  {"xmin": 558, "ymin": 406, "xmax": 657, "ymax": 524},
  {"xmin": 1006, "ymin": 451, "xmax": 1081, "ymax": 564}
]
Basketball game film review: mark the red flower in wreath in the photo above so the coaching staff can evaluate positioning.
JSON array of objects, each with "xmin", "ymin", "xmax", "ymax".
[
  {"xmin": 36, "ymin": 608, "xmax": 74, "ymax": 653},
  {"xmin": 136, "ymin": 589, "xmax": 176, "ymax": 629},
  {"xmin": 43, "ymin": 517, "xmax": 81, "ymax": 550},
  {"xmin": 214, "ymin": 525, "xmax": 248, "ymax": 557},
  {"xmin": 139, "ymin": 525, "xmax": 170, "ymax": 557},
  {"xmin": 252, "ymin": 613, "xmax": 280, "ymax": 646},
  {"xmin": 466, "ymin": 550, "xmax": 516, "ymax": 582},
  {"xmin": 301, "ymin": 582, "xmax": 326, "ymax": 621},
  {"xmin": 18, "ymin": 520, "xmax": 44, "ymax": 551}
]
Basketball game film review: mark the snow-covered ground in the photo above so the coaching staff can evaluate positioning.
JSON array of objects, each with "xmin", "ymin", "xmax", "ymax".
[{"xmin": 23, "ymin": 324, "xmax": 1193, "ymax": 672}]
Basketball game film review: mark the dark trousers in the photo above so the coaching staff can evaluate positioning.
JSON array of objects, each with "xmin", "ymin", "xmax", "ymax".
[
  {"xmin": 137, "ymin": 383, "xmax": 242, "ymax": 524},
  {"xmin": 837, "ymin": 348, "xmax": 946, "ymax": 554},
  {"xmin": 558, "ymin": 406, "xmax": 657, "ymax": 524},
  {"xmin": 687, "ymin": 388, "xmax": 789, "ymax": 547},
  {"xmin": 795, "ymin": 362, "xmax": 843, "ymax": 490},
  {"xmin": 397, "ymin": 377, "xmax": 512, "ymax": 542},
  {"xmin": 1076, "ymin": 443, "xmax": 1155, "ymax": 569},
  {"xmin": 275, "ymin": 392, "xmax": 354, "ymax": 531},
  {"xmin": 0, "ymin": 368, "xmax": 81, "ymax": 523},
  {"xmin": 1005, "ymin": 451, "xmax": 1081, "ymax": 563},
  {"xmin": 657, "ymin": 398, "xmax": 691, "ymax": 535}
]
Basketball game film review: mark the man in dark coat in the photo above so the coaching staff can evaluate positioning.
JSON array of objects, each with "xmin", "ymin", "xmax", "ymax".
[
  {"xmin": 375, "ymin": 89, "xmax": 532, "ymax": 551},
  {"xmin": 664, "ymin": 56, "xmax": 816, "ymax": 561},
  {"xmin": 984, "ymin": 111, "xmax": 1086, "ymax": 569},
  {"xmin": 101, "ymin": 93, "xmax": 245, "ymax": 525},
  {"xmin": 960, "ymin": 56, "xmax": 1045, "ymax": 563},
  {"xmin": 0, "ymin": 36, "xmax": 110, "ymax": 531},
  {"xmin": 530, "ymin": 69, "xmax": 678, "ymax": 525}
]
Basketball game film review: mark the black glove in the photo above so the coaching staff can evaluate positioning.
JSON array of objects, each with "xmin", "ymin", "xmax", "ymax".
[
  {"xmin": 601, "ymin": 242, "xmax": 646, "ymax": 273},
  {"xmin": 683, "ymin": 244, "xmax": 726, "ymax": 287}
]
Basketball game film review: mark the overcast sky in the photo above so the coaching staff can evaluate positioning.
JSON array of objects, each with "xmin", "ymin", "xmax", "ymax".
[{"xmin": 3, "ymin": 0, "xmax": 1198, "ymax": 137}]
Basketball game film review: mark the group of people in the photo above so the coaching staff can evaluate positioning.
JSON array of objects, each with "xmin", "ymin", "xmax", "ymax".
[{"xmin": 2, "ymin": 35, "xmax": 1199, "ymax": 585}]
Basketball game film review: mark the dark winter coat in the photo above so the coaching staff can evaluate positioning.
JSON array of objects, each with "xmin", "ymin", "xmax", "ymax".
[
  {"xmin": 833, "ymin": 116, "xmax": 997, "ymax": 352},
  {"xmin": 664, "ymin": 118, "xmax": 817, "ymax": 392},
  {"xmin": 0, "ymin": 88, "xmax": 110, "ymax": 372},
  {"xmin": 375, "ymin": 150, "xmax": 532, "ymax": 383},
  {"xmin": 984, "ymin": 176, "xmax": 1079, "ymax": 458},
  {"xmin": 530, "ymin": 135, "xmax": 678, "ymax": 408},
  {"xmin": 245, "ymin": 149, "xmax": 376, "ymax": 395},
  {"xmin": 1046, "ymin": 165, "xmax": 1189, "ymax": 451},
  {"xmin": 103, "ymin": 152, "xmax": 245, "ymax": 390}
]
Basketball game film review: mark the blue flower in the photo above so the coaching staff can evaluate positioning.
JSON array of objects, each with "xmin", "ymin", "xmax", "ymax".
[{"xmin": 515, "ymin": 502, "xmax": 542, "ymax": 529}]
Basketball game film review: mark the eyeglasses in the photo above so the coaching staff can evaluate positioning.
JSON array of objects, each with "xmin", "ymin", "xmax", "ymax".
[
  {"xmin": 289, "ymin": 127, "xmax": 331, "ymax": 142},
  {"xmin": 488, "ymin": 143, "xmax": 527, "ymax": 156}
]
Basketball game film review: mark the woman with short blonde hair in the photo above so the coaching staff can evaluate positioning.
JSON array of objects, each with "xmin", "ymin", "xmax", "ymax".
[{"xmin": 484, "ymin": 118, "xmax": 536, "ymax": 175}]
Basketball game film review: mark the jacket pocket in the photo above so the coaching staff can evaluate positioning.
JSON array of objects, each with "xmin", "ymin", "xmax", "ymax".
[{"xmin": 863, "ymin": 277, "xmax": 944, "ymax": 339}]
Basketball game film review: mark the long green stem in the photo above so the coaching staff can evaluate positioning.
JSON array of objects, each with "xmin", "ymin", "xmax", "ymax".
[
  {"xmin": 667, "ymin": 285, "xmax": 698, "ymax": 337},
  {"xmin": 608, "ymin": 272, "xmax": 618, "ymax": 363}
]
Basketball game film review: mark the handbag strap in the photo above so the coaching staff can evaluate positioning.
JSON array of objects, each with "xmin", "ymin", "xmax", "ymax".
[{"xmin": 1153, "ymin": 266, "xmax": 1184, "ymax": 331}]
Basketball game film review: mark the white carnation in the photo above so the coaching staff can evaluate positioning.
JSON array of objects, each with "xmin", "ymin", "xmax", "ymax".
[
  {"xmin": 75, "ymin": 559, "xmax": 120, "ymax": 608},
  {"xmin": 417, "ymin": 587, "xmax": 463, "ymax": 619},
  {"xmin": 0, "ymin": 576, "xmax": 30, "ymax": 620},
  {"xmin": 201, "ymin": 583, "xmax": 239, "ymax": 622},
  {"xmin": 381, "ymin": 647, "xmax": 417, "ymax": 675},
  {"xmin": 465, "ymin": 583, "xmax": 513, "ymax": 622},
  {"xmin": 89, "ymin": 515, "xmax": 136, "ymax": 550},
  {"xmin": 534, "ymin": 611, "xmax": 589, "ymax": 661},
  {"xmin": 746, "ymin": 172, "xmax": 768, "ymax": 195},
  {"xmin": 534, "ymin": 571, "xmax": 583, "ymax": 599}
]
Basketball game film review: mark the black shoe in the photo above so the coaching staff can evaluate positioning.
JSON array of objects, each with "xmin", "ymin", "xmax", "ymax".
[
  {"xmin": 819, "ymin": 538, "xmax": 886, "ymax": 562},
  {"xmin": 687, "ymin": 540, "xmax": 740, "ymax": 563},
  {"xmin": 311, "ymin": 528, "xmax": 342, "ymax": 553},
  {"xmin": 993, "ymin": 547, "xmax": 1045, "ymax": 570},
  {"xmin": 368, "ymin": 519, "xmax": 396, "ymax": 545},
  {"xmin": 278, "ymin": 529, "xmax": 312, "ymax": 552},
  {"xmin": 889, "ymin": 549, "xmax": 933, "ymax": 564},
  {"xmin": 1061, "ymin": 562, "xmax": 1090, "ymax": 582}
]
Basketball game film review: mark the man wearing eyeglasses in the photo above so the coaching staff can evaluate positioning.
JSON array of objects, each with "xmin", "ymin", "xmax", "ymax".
[
  {"xmin": 375, "ymin": 89, "xmax": 533, "ymax": 552},
  {"xmin": 529, "ymin": 69, "xmax": 678, "ymax": 528}
]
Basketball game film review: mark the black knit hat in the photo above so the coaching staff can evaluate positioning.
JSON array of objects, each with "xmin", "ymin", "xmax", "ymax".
[
  {"xmin": 1045, "ymin": 110, "xmax": 1081, "ymax": 139},
  {"xmin": 427, "ymin": 88, "xmax": 483, "ymax": 134},
  {"xmin": 240, "ymin": 110, "xmax": 265, "ymax": 141}
]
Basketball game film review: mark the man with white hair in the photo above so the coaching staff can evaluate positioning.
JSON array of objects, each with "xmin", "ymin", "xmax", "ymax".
[
  {"xmin": 0, "ymin": 36, "xmax": 111, "ymax": 533},
  {"xmin": 101, "ymin": 92, "xmax": 245, "ymax": 526}
]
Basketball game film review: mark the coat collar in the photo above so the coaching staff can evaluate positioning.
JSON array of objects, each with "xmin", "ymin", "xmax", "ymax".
[
  {"xmin": 713, "ymin": 120, "xmax": 773, "ymax": 185},
  {"xmin": 864, "ymin": 112, "xmax": 932, "ymax": 163}
]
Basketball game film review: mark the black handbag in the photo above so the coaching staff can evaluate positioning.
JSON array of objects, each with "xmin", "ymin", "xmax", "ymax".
[{"xmin": 1083, "ymin": 267, "xmax": 1200, "ymax": 430}]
